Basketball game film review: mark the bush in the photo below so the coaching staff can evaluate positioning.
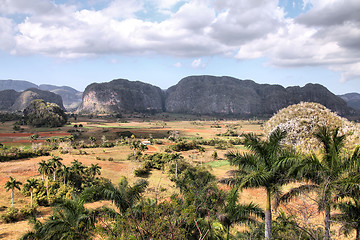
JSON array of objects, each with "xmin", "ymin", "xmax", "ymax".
[
  {"xmin": 1, "ymin": 206, "xmax": 37, "ymax": 223},
  {"xmin": 171, "ymin": 141, "xmax": 199, "ymax": 152},
  {"xmin": 24, "ymin": 99, "xmax": 68, "ymax": 127}
]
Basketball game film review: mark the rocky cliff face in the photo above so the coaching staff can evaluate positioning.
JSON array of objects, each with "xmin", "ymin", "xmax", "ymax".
[
  {"xmin": 0, "ymin": 88, "xmax": 65, "ymax": 112},
  {"xmin": 78, "ymin": 79, "xmax": 164, "ymax": 113},
  {"xmin": 165, "ymin": 76, "xmax": 354, "ymax": 116}
]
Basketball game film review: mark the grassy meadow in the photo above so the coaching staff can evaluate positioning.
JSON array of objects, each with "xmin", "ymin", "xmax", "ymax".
[{"xmin": 0, "ymin": 115, "xmax": 356, "ymax": 239}]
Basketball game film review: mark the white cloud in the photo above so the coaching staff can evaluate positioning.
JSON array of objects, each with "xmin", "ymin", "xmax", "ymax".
[
  {"xmin": 174, "ymin": 62, "xmax": 182, "ymax": 67},
  {"xmin": 192, "ymin": 58, "xmax": 205, "ymax": 68},
  {"xmin": 0, "ymin": 17, "xmax": 16, "ymax": 51},
  {"xmin": 1, "ymin": 0, "xmax": 360, "ymax": 82},
  {"xmin": 101, "ymin": 0, "xmax": 143, "ymax": 19}
]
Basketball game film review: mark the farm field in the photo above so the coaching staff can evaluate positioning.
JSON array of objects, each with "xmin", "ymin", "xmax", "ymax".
[{"xmin": 0, "ymin": 116, "xmax": 355, "ymax": 239}]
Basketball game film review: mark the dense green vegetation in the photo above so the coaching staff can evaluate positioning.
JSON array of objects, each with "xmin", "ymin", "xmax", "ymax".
[
  {"xmin": 1, "ymin": 103, "xmax": 360, "ymax": 239},
  {"xmin": 24, "ymin": 99, "xmax": 68, "ymax": 127}
]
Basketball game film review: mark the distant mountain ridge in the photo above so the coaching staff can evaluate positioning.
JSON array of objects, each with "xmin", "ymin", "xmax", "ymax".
[
  {"xmin": 78, "ymin": 75, "xmax": 356, "ymax": 117},
  {"xmin": 165, "ymin": 76, "xmax": 353, "ymax": 116},
  {"xmin": 0, "ymin": 80, "xmax": 82, "ymax": 110},
  {"xmin": 1, "ymin": 77, "xmax": 357, "ymax": 117},
  {"xmin": 0, "ymin": 88, "xmax": 65, "ymax": 111},
  {"xmin": 339, "ymin": 93, "xmax": 360, "ymax": 111}
]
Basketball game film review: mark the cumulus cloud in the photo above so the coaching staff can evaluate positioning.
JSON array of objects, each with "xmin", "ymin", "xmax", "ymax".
[{"xmin": 0, "ymin": 0, "xmax": 360, "ymax": 81}]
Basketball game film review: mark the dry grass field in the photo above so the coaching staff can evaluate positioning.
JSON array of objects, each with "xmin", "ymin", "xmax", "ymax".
[{"xmin": 0, "ymin": 116, "xmax": 353, "ymax": 239}]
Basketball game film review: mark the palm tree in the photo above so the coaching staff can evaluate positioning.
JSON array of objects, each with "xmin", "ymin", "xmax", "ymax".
[
  {"xmin": 226, "ymin": 128, "xmax": 296, "ymax": 240},
  {"xmin": 58, "ymin": 164, "xmax": 71, "ymax": 185},
  {"xmin": 89, "ymin": 136, "xmax": 96, "ymax": 146},
  {"xmin": 71, "ymin": 159, "xmax": 86, "ymax": 175},
  {"xmin": 38, "ymin": 198, "xmax": 96, "ymax": 239},
  {"xmin": 102, "ymin": 177, "xmax": 148, "ymax": 214},
  {"xmin": 279, "ymin": 126, "xmax": 360, "ymax": 240},
  {"xmin": 138, "ymin": 143, "xmax": 148, "ymax": 156},
  {"xmin": 130, "ymin": 140, "xmax": 140, "ymax": 156},
  {"xmin": 198, "ymin": 146, "xmax": 205, "ymax": 165},
  {"xmin": 49, "ymin": 156, "xmax": 63, "ymax": 181},
  {"xmin": 4, "ymin": 176, "xmax": 22, "ymax": 207},
  {"xmin": 218, "ymin": 187, "xmax": 264, "ymax": 240},
  {"xmin": 38, "ymin": 160, "xmax": 47, "ymax": 181},
  {"xmin": 23, "ymin": 178, "xmax": 39, "ymax": 207},
  {"xmin": 43, "ymin": 162, "xmax": 54, "ymax": 197},
  {"xmin": 333, "ymin": 197, "xmax": 360, "ymax": 240},
  {"xmin": 88, "ymin": 163, "xmax": 101, "ymax": 178}
]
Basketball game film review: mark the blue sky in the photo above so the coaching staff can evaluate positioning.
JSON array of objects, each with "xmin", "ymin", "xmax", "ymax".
[{"xmin": 0, "ymin": 0, "xmax": 359, "ymax": 94}]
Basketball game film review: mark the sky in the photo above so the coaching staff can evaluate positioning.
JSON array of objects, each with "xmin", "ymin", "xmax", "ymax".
[{"xmin": 0, "ymin": 0, "xmax": 359, "ymax": 94}]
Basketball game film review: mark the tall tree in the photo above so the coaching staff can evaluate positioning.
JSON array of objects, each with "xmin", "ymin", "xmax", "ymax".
[
  {"xmin": 43, "ymin": 162, "xmax": 54, "ymax": 197},
  {"xmin": 198, "ymin": 146, "xmax": 205, "ymax": 165},
  {"xmin": 49, "ymin": 156, "xmax": 63, "ymax": 181},
  {"xmin": 58, "ymin": 164, "xmax": 70, "ymax": 185},
  {"xmin": 23, "ymin": 178, "xmax": 39, "ymax": 207},
  {"xmin": 87, "ymin": 163, "xmax": 101, "ymax": 178},
  {"xmin": 38, "ymin": 160, "xmax": 47, "ymax": 181},
  {"xmin": 130, "ymin": 140, "xmax": 140, "ymax": 156},
  {"xmin": 138, "ymin": 143, "xmax": 148, "ymax": 156},
  {"xmin": 226, "ymin": 128, "xmax": 296, "ymax": 240},
  {"xmin": 279, "ymin": 126, "xmax": 360, "ymax": 240},
  {"xmin": 4, "ymin": 176, "xmax": 22, "ymax": 207}
]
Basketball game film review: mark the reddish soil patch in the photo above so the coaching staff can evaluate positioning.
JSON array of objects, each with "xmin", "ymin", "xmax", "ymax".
[
  {"xmin": 0, "ymin": 132, "xmax": 70, "ymax": 137},
  {"xmin": 162, "ymin": 142, "xmax": 174, "ymax": 146},
  {"xmin": 146, "ymin": 146, "xmax": 157, "ymax": 152},
  {"xmin": 2, "ymin": 140, "xmax": 45, "ymax": 143}
]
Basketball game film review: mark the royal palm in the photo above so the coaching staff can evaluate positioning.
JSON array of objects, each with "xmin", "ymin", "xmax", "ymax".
[{"xmin": 226, "ymin": 128, "xmax": 295, "ymax": 240}]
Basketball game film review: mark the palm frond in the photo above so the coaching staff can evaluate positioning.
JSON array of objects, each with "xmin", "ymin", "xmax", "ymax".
[{"xmin": 276, "ymin": 184, "xmax": 318, "ymax": 209}]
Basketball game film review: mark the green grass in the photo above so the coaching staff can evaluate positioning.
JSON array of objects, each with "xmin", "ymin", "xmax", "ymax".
[{"xmin": 205, "ymin": 160, "xmax": 230, "ymax": 168}]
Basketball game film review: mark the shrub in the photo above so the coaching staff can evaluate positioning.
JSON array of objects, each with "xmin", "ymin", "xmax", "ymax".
[{"xmin": 1, "ymin": 206, "xmax": 37, "ymax": 223}]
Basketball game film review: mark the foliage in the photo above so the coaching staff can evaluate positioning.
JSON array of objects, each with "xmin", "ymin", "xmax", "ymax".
[
  {"xmin": 171, "ymin": 140, "xmax": 200, "ymax": 152},
  {"xmin": 0, "ymin": 145, "xmax": 50, "ymax": 162},
  {"xmin": 27, "ymin": 198, "xmax": 96, "ymax": 240},
  {"xmin": 24, "ymin": 99, "xmax": 68, "ymax": 127},
  {"xmin": 1, "ymin": 206, "xmax": 37, "ymax": 223},
  {"xmin": 226, "ymin": 128, "xmax": 298, "ymax": 239},
  {"xmin": 279, "ymin": 126, "xmax": 360, "ymax": 240},
  {"xmin": 264, "ymin": 102, "xmax": 360, "ymax": 153}
]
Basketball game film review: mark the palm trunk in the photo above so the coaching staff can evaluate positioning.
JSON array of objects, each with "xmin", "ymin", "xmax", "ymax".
[
  {"xmin": 11, "ymin": 190, "xmax": 14, "ymax": 207},
  {"xmin": 30, "ymin": 190, "xmax": 33, "ymax": 207},
  {"xmin": 46, "ymin": 175, "xmax": 49, "ymax": 197},
  {"xmin": 356, "ymin": 227, "xmax": 360, "ymax": 240},
  {"xmin": 265, "ymin": 188, "xmax": 272, "ymax": 240},
  {"xmin": 324, "ymin": 203, "xmax": 331, "ymax": 240},
  {"xmin": 175, "ymin": 161, "xmax": 178, "ymax": 179},
  {"xmin": 226, "ymin": 224, "xmax": 230, "ymax": 240}
]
